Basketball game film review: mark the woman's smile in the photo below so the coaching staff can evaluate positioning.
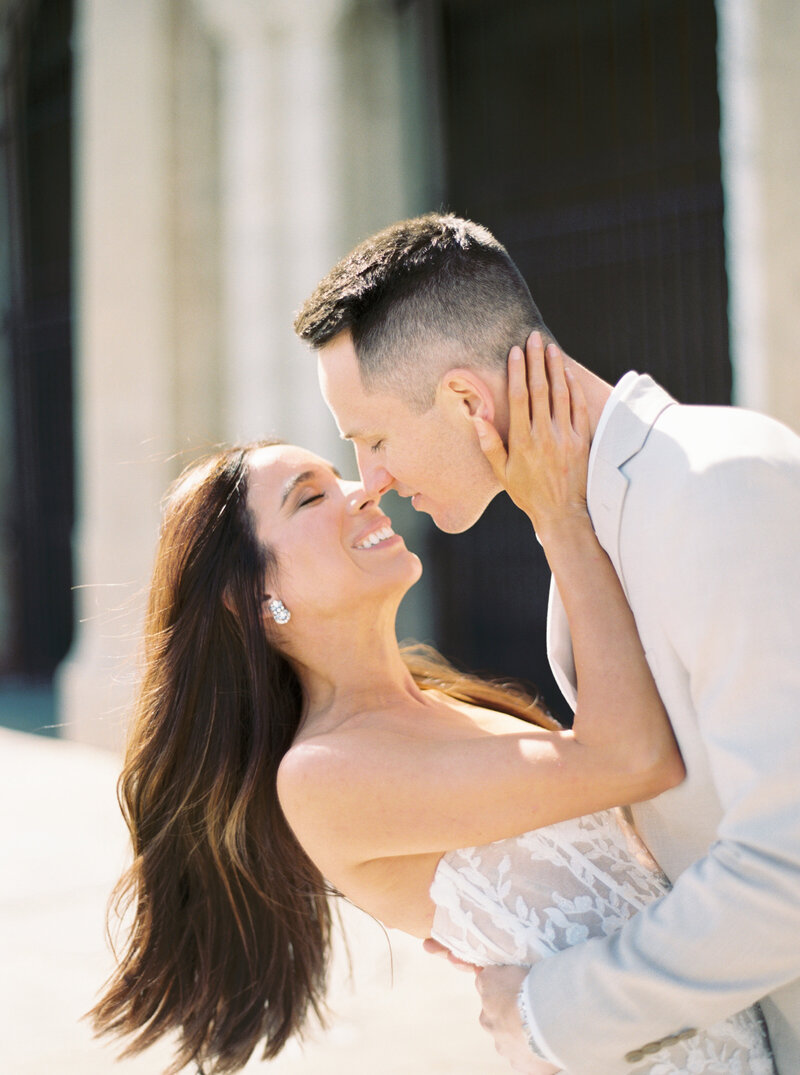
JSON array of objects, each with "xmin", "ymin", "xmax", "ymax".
[{"xmin": 352, "ymin": 523, "xmax": 402, "ymax": 550}]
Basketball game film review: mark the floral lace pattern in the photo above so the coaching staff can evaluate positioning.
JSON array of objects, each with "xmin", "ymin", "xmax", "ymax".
[{"xmin": 429, "ymin": 810, "xmax": 774, "ymax": 1075}]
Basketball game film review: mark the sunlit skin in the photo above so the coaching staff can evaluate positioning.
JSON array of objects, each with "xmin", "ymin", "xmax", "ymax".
[
  {"xmin": 249, "ymin": 444, "xmax": 576, "ymax": 937},
  {"xmin": 270, "ymin": 347, "xmax": 681, "ymax": 957},
  {"xmin": 246, "ymin": 443, "xmax": 425, "ymax": 720},
  {"xmin": 317, "ymin": 330, "xmax": 508, "ymax": 532},
  {"xmin": 315, "ymin": 334, "xmax": 615, "ymax": 1071},
  {"xmin": 317, "ymin": 329, "xmax": 612, "ymax": 533},
  {"xmin": 477, "ymin": 965, "xmax": 558, "ymax": 1075}
]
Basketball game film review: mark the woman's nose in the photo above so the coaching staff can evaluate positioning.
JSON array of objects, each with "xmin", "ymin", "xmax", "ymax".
[{"xmin": 344, "ymin": 481, "xmax": 379, "ymax": 513}]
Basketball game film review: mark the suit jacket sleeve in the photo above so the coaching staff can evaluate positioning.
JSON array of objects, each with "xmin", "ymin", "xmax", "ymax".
[{"xmin": 522, "ymin": 443, "xmax": 800, "ymax": 1073}]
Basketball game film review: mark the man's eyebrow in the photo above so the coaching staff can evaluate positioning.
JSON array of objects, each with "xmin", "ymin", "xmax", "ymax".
[{"xmin": 280, "ymin": 466, "xmax": 341, "ymax": 508}]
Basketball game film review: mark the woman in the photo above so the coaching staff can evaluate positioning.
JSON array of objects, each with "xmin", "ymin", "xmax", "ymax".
[{"xmin": 91, "ymin": 353, "xmax": 773, "ymax": 1074}]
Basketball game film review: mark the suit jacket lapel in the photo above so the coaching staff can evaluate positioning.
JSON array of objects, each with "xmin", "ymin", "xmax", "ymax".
[{"xmin": 547, "ymin": 374, "xmax": 676, "ymax": 707}]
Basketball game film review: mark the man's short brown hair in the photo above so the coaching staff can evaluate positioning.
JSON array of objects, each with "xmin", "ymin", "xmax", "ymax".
[{"xmin": 294, "ymin": 213, "xmax": 552, "ymax": 411}]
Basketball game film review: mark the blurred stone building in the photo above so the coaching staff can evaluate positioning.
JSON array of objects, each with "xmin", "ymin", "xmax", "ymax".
[{"xmin": 0, "ymin": 0, "xmax": 798, "ymax": 747}]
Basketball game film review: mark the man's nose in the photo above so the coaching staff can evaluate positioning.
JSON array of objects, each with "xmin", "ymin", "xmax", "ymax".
[{"xmin": 355, "ymin": 448, "xmax": 394, "ymax": 498}]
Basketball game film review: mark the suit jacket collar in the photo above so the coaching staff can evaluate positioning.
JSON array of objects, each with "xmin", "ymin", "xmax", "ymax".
[
  {"xmin": 587, "ymin": 373, "xmax": 676, "ymax": 576},
  {"xmin": 547, "ymin": 373, "xmax": 676, "ymax": 710}
]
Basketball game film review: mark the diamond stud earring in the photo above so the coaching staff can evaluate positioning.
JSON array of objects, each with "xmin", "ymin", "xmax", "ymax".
[{"xmin": 267, "ymin": 598, "xmax": 291, "ymax": 625}]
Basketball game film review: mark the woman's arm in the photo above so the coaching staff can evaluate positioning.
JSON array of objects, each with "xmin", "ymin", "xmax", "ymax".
[
  {"xmin": 278, "ymin": 337, "xmax": 683, "ymax": 869},
  {"xmin": 474, "ymin": 332, "xmax": 681, "ymax": 776},
  {"xmin": 279, "ymin": 712, "xmax": 678, "ymax": 866}
]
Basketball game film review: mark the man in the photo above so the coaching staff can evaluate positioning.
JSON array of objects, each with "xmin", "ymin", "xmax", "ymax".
[{"xmin": 294, "ymin": 213, "xmax": 800, "ymax": 1073}]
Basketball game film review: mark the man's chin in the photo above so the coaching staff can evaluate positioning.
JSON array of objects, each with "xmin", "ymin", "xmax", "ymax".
[{"xmin": 418, "ymin": 501, "xmax": 490, "ymax": 535}]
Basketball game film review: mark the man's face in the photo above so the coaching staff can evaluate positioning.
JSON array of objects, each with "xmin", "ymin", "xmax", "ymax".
[{"xmin": 317, "ymin": 331, "xmax": 501, "ymax": 533}]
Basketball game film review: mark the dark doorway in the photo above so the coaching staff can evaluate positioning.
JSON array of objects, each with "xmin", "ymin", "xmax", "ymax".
[
  {"xmin": 1, "ymin": 0, "xmax": 75, "ymax": 683},
  {"xmin": 413, "ymin": 0, "xmax": 730, "ymax": 721}
]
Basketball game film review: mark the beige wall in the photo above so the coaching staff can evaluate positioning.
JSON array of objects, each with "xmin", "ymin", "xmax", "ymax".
[
  {"xmin": 57, "ymin": 0, "xmax": 800, "ymax": 747},
  {"xmin": 717, "ymin": 0, "xmax": 800, "ymax": 431},
  {"xmin": 757, "ymin": 0, "xmax": 800, "ymax": 430},
  {"xmin": 57, "ymin": 0, "xmax": 176, "ymax": 748},
  {"xmin": 58, "ymin": 0, "xmax": 429, "ymax": 747}
]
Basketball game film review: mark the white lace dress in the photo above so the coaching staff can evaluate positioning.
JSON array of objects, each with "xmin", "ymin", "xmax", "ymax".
[{"xmin": 429, "ymin": 810, "xmax": 774, "ymax": 1074}]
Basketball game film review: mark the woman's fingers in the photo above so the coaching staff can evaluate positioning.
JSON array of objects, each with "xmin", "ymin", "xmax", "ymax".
[
  {"xmin": 509, "ymin": 333, "xmax": 573, "ymax": 439},
  {"xmin": 526, "ymin": 331, "xmax": 550, "ymax": 430},
  {"xmin": 565, "ymin": 365, "xmax": 590, "ymax": 439},
  {"xmin": 495, "ymin": 333, "xmax": 590, "ymax": 528},
  {"xmin": 546, "ymin": 343, "xmax": 571, "ymax": 432},
  {"xmin": 422, "ymin": 938, "xmax": 481, "ymax": 974},
  {"xmin": 507, "ymin": 346, "xmax": 530, "ymax": 444},
  {"xmin": 474, "ymin": 416, "xmax": 508, "ymax": 482}
]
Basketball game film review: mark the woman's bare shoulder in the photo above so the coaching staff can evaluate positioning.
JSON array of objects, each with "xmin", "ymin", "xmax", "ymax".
[
  {"xmin": 279, "ymin": 694, "xmax": 532, "ymax": 805},
  {"xmin": 276, "ymin": 720, "xmax": 420, "ymax": 885},
  {"xmin": 277, "ymin": 722, "xmax": 393, "ymax": 823},
  {"xmin": 276, "ymin": 695, "xmax": 551, "ymax": 856}
]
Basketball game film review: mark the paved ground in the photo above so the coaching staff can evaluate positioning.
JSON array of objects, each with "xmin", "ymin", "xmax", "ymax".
[{"xmin": 0, "ymin": 725, "xmax": 510, "ymax": 1074}]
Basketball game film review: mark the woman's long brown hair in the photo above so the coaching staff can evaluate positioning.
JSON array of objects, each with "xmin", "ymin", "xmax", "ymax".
[{"xmin": 90, "ymin": 443, "xmax": 559, "ymax": 1074}]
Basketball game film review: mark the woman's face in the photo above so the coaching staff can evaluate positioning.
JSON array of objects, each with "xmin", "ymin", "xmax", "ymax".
[{"xmin": 245, "ymin": 444, "xmax": 422, "ymax": 624}]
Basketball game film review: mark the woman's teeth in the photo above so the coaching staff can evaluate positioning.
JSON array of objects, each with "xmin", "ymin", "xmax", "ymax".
[{"xmin": 355, "ymin": 526, "xmax": 394, "ymax": 549}]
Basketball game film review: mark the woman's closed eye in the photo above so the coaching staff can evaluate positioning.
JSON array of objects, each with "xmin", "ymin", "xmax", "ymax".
[
  {"xmin": 299, "ymin": 492, "xmax": 325, "ymax": 507},
  {"xmin": 370, "ymin": 439, "xmax": 385, "ymax": 454}
]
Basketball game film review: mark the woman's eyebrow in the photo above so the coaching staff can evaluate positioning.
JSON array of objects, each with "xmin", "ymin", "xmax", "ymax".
[{"xmin": 280, "ymin": 465, "xmax": 341, "ymax": 508}]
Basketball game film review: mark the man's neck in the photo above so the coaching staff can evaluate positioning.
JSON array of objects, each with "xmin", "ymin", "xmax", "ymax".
[{"xmin": 562, "ymin": 357, "xmax": 613, "ymax": 441}]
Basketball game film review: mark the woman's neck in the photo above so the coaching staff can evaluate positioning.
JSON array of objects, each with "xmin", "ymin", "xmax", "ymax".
[{"xmin": 292, "ymin": 610, "xmax": 426, "ymax": 731}]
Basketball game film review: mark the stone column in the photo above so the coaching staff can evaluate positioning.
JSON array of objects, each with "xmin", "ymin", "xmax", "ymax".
[
  {"xmin": 195, "ymin": 0, "xmax": 350, "ymax": 464},
  {"xmin": 60, "ymin": 0, "xmax": 427, "ymax": 749},
  {"xmin": 717, "ymin": 0, "xmax": 800, "ymax": 429},
  {"xmin": 196, "ymin": 0, "xmax": 434, "ymax": 646},
  {"xmin": 57, "ymin": 0, "xmax": 177, "ymax": 748},
  {"xmin": 717, "ymin": 0, "xmax": 767, "ymax": 413},
  {"xmin": 755, "ymin": 0, "xmax": 800, "ymax": 430}
]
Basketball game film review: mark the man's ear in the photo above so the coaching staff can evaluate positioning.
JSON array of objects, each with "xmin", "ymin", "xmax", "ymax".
[{"xmin": 438, "ymin": 368, "xmax": 499, "ymax": 424}]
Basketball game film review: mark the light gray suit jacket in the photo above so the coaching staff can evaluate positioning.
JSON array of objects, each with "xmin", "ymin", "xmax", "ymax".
[{"xmin": 525, "ymin": 374, "xmax": 800, "ymax": 1073}]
